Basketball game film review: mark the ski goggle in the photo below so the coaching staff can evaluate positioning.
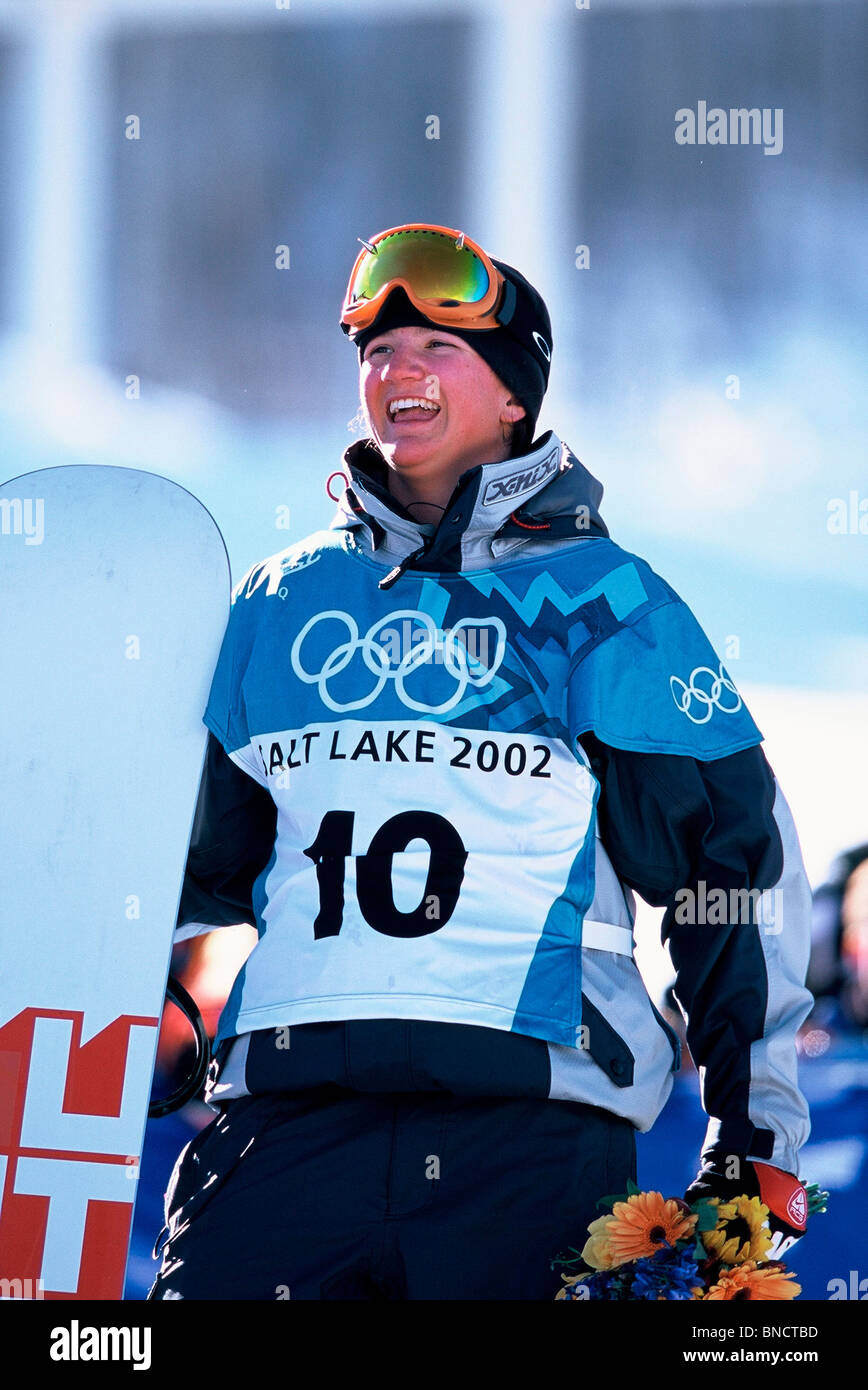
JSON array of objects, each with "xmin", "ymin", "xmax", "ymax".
[{"xmin": 340, "ymin": 223, "xmax": 510, "ymax": 336}]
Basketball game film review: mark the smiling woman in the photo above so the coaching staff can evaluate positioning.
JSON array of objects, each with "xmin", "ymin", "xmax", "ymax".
[
  {"xmin": 150, "ymin": 221, "xmax": 814, "ymax": 1302},
  {"xmin": 358, "ymin": 325, "xmax": 527, "ymax": 520},
  {"xmin": 346, "ymin": 225, "xmax": 552, "ymax": 525}
]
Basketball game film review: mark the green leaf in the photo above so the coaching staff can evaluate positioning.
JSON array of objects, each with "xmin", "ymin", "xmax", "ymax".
[
  {"xmin": 626, "ymin": 1178, "xmax": 641, "ymax": 1196},
  {"xmin": 692, "ymin": 1198, "xmax": 721, "ymax": 1232},
  {"xmin": 595, "ymin": 1192, "xmax": 627, "ymax": 1210}
]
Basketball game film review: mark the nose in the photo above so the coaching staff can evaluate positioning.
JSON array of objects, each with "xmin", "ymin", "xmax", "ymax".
[{"xmin": 382, "ymin": 343, "xmax": 427, "ymax": 380}]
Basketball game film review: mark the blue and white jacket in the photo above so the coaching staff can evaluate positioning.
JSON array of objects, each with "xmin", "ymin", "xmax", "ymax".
[{"xmin": 176, "ymin": 431, "xmax": 813, "ymax": 1175}]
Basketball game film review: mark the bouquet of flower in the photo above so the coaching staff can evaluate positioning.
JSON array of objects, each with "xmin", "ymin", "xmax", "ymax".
[{"xmin": 553, "ymin": 1180, "xmax": 828, "ymax": 1300}]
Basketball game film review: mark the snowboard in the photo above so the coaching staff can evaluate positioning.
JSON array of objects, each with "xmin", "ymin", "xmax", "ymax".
[{"xmin": 0, "ymin": 465, "xmax": 230, "ymax": 1299}]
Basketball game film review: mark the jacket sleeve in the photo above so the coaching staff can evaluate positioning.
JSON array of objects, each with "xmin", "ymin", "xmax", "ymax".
[
  {"xmin": 174, "ymin": 731, "xmax": 278, "ymax": 941},
  {"xmin": 578, "ymin": 731, "xmax": 813, "ymax": 1176}
]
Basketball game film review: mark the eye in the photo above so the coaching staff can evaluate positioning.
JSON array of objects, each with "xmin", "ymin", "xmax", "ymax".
[
  {"xmin": 427, "ymin": 339, "xmax": 454, "ymax": 349},
  {"xmin": 365, "ymin": 343, "xmax": 390, "ymax": 359}
]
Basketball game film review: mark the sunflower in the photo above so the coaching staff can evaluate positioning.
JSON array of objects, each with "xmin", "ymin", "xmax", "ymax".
[
  {"xmin": 604, "ymin": 1191, "xmax": 698, "ymax": 1263},
  {"xmin": 704, "ymin": 1260, "xmax": 801, "ymax": 1301},
  {"xmin": 701, "ymin": 1194, "xmax": 773, "ymax": 1264}
]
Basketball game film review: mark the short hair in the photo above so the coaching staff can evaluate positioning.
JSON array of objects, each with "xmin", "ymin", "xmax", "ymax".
[{"xmin": 509, "ymin": 415, "xmax": 535, "ymax": 458}]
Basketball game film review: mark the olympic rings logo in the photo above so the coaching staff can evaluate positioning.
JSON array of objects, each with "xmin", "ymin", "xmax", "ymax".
[
  {"xmin": 290, "ymin": 609, "xmax": 507, "ymax": 714},
  {"xmin": 669, "ymin": 661, "xmax": 743, "ymax": 725}
]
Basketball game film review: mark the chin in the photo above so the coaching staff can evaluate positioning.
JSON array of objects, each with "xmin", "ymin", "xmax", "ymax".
[{"xmin": 381, "ymin": 440, "xmax": 443, "ymax": 470}]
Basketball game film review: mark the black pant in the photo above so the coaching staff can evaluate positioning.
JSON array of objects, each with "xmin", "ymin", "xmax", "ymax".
[{"xmin": 149, "ymin": 1087, "xmax": 636, "ymax": 1300}]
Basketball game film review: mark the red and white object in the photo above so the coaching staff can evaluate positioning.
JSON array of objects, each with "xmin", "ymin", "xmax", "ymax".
[{"xmin": 0, "ymin": 466, "xmax": 229, "ymax": 1298}]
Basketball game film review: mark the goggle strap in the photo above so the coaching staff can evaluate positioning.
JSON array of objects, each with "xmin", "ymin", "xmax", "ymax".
[{"xmin": 497, "ymin": 276, "xmax": 517, "ymax": 328}]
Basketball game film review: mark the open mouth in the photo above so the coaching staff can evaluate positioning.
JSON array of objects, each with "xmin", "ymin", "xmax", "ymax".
[{"xmin": 387, "ymin": 397, "xmax": 441, "ymax": 422}]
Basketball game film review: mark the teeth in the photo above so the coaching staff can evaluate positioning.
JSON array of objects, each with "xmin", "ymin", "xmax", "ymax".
[{"xmin": 389, "ymin": 398, "xmax": 439, "ymax": 418}]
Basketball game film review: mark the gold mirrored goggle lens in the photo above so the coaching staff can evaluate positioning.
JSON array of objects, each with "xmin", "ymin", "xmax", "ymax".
[{"xmin": 349, "ymin": 229, "xmax": 491, "ymax": 307}]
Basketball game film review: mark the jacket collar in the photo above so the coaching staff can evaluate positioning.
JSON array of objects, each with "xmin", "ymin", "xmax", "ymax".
[{"xmin": 328, "ymin": 430, "xmax": 609, "ymax": 568}]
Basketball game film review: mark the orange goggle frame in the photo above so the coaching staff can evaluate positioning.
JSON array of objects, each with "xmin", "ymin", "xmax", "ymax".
[{"xmin": 340, "ymin": 222, "xmax": 507, "ymax": 337}]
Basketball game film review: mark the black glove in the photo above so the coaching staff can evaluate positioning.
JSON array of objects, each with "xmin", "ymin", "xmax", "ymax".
[{"xmin": 685, "ymin": 1156, "xmax": 808, "ymax": 1260}]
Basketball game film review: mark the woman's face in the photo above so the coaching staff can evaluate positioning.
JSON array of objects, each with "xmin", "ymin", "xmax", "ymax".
[{"xmin": 359, "ymin": 325, "xmax": 525, "ymax": 492}]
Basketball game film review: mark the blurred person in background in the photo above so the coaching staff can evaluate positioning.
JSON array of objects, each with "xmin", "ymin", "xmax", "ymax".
[
  {"xmin": 150, "ymin": 224, "xmax": 814, "ymax": 1300},
  {"xmin": 806, "ymin": 844, "xmax": 868, "ymax": 1038}
]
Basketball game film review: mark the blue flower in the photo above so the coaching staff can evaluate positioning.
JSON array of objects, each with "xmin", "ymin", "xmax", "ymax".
[{"xmin": 629, "ymin": 1245, "xmax": 703, "ymax": 1301}]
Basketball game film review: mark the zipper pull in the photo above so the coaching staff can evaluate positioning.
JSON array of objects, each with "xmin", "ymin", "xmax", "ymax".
[{"xmin": 377, "ymin": 543, "xmax": 429, "ymax": 590}]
